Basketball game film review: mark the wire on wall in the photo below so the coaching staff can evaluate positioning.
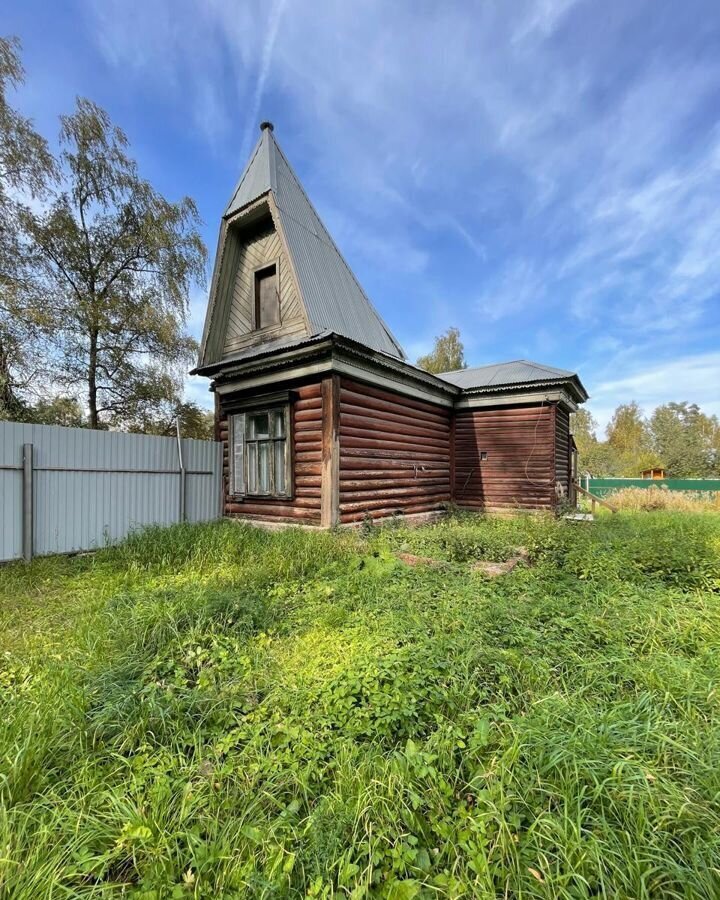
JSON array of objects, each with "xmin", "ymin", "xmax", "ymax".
[{"xmin": 524, "ymin": 397, "xmax": 551, "ymax": 487}]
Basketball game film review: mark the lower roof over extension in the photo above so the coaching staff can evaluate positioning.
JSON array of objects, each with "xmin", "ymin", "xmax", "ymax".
[{"xmin": 192, "ymin": 333, "xmax": 589, "ymax": 410}]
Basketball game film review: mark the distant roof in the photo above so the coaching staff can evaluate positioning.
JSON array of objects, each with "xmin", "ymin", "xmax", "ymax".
[
  {"xmin": 439, "ymin": 359, "xmax": 588, "ymax": 400},
  {"xmin": 223, "ymin": 123, "xmax": 405, "ymax": 360}
]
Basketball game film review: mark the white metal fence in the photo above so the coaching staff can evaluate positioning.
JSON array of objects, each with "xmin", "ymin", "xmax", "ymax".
[{"xmin": 0, "ymin": 421, "xmax": 223, "ymax": 562}]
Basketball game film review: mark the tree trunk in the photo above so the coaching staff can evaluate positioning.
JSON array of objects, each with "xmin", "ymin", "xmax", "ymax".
[
  {"xmin": 0, "ymin": 333, "xmax": 24, "ymax": 419},
  {"xmin": 88, "ymin": 327, "xmax": 98, "ymax": 428}
]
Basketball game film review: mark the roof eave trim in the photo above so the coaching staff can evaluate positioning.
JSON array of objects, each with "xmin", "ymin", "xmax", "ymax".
[
  {"xmin": 458, "ymin": 376, "xmax": 588, "ymax": 403},
  {"xmin": 191, "ymin": 331, "xmax": 458, "ymax": 396}
]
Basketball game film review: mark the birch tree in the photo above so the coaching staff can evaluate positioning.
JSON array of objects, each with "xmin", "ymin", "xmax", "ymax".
[
  {"xmin": 0, "ymin": 36, "xmax": 55, "ymax": 418},
  {"xmin": 18, "ymin": 98, "xmax": 207, "ymax": 428}
]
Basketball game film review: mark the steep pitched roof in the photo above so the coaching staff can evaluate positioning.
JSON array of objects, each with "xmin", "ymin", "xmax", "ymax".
[
  {"xmin": 439, "ymin": 359, "xmax": 588, "ymax": 401},
  {"xmin": 221, "ymin": 124, "xmax": 405, "ymax": 360}
]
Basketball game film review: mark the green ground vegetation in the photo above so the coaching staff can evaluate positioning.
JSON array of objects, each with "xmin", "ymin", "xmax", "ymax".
[{"xmin": 1, "ymin": 512, "xmax": 720, "ymax": 898}]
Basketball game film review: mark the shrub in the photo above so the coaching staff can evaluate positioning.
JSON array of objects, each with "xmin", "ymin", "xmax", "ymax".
[{"xmin": 609, "ymin": 485, "xmax": 720, "ymax": 512}]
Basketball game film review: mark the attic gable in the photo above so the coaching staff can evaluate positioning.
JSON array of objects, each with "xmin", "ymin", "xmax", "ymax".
[
  {"xmin": 222, "ymin": 214, "xmax": 308, "ymax": 357},
  {"xmin": 198, "ymin": 123, "xmax": 405, "ymax": 367}
]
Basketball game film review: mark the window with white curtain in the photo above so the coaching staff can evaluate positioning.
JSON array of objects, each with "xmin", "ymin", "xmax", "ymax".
[{"xmin": 230, "ymin": 405, "xmax": 290, "ymax": 498}]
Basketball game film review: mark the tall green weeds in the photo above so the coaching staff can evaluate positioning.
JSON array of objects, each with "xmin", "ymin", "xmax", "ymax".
[{"xmin": 1, "ymin": 513, "xmax": 719, "ymax": 897}]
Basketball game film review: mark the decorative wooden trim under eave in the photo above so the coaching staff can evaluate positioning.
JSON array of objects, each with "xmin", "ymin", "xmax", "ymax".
[
  {"xmin": 214, "ymin": 354, "xmax": 456, "ymax": 409},
  {"xmin": 320, "ymin": 374, "xmax": 340, "ymax": 528},
  {"xmin": 198, "ymin": 219, "xmax": 229, "ymax": 365},
  {"xmin": 454, "ymin": 389, "xmax": 578, "ymax": 411}
]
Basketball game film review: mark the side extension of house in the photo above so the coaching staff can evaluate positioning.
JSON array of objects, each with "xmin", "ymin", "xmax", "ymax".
[{"xmin": 192, "ymin": 123, "xmax": 588, "ymax": 526}]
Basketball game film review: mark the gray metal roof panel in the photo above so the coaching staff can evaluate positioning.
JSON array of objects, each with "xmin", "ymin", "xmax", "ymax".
[
  {"xmin": 439, "ymin": 359, "xmax": 576, "ymax": 389},
  {"xmin": 224, "ymin": 131, "xmax": 275, "ymax": 217}
]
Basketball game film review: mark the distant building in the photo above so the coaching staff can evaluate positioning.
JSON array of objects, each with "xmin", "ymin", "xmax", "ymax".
[{"xmin": 641, "ymin": 467, "xmax": 666, "ymax": 480}]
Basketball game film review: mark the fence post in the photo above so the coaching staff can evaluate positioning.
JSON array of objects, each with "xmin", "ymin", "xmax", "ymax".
[
  {"xmin": 175, "ymin": 418, "xmax": 186, "ymax": 523},
  {"xmin": 22, "ymin": 442, "xmax": 34, "ymax": 562}
]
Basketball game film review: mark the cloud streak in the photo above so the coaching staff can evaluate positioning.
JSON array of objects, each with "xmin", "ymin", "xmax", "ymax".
[
  {"xmin": 239, "ymin": 0, "xmax": 287, "ymax": 161},
  {"xmin": 57, "ymin": 0, "xmax": 720, "ymax": 416}
]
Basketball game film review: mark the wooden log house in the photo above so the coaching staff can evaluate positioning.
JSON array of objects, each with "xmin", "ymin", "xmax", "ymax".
[{"xmin": 192, "ymin": 123, "xmax": 588, "ymax": 526}]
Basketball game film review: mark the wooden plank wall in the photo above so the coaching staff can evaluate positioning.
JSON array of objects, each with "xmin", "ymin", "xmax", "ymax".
[
  {"xmin": 218, "ymin": 382, "xmax": 323, "ymax": 524},
  {"xmin": 338, "ymin": 377, "xmax": 451, "ymax": 523},
  {"xmin": 555, "ymin": 405, "xmax": 571, "ymax": 500},
  {"xmin": 454, "ymin": 404, "xmax": 557, "ymax": 510},
  {"xmin": 223, "ymin": 224, "xmax": 307, "ymax": 356}
]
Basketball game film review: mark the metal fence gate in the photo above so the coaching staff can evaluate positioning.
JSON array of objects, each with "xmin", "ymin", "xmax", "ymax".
[{"xmin": 0, "ymin": 421, "xmax": 223, "ymax": 562}]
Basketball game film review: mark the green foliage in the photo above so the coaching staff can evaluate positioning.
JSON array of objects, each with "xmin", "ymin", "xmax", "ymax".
[
  {"xmin": 130, "ymin": 400, "xmax": 215, "ymax": 440},
  {"xmin": 1, "ymin": 41, "xmax": 208, "ymax": 431},
  {"xmin": 2, "ymin": 513, "xmax": 720, "ymax": 896},
  {"xmin": 650, "ymin": 402, "xmax": 720, "ymax": 478},
  {"xmin": 578, "ymin": 400, "xmax": 720, "ymax": 479},
  {"xmin": 25, "ymin": 395, "xmax": 86, "ymax": 427},
  {"xmin": 0, "ymin": 36, "xmax": 56, "ymax": 419},
  {"xmin": 416, "ymin": 327, "xmax": 467, "ymax": 374},
  {"xmin": 605, "ymin": 401, "xmax": 655, "ymax": 477},
  {"xmin": 13, "ymin": 97, "xmax": 207, "ymax": 429}
]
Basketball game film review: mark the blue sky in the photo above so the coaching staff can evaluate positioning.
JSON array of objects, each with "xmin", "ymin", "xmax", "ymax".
[{"xmin": 5, "ymin": 0, "xmax": 720, "ymax": 430}]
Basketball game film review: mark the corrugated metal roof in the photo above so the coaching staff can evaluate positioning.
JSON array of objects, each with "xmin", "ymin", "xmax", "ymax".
[
  {"xmin": 439, "ymin": 359, "xmax": 576, "ymax": 389},
  {"xmin": 223, "ymin": 127, "xmax": 405, "ymax": 360},
  {"xmin": 225, "ymin": 135, "xmax": 277, "ymax": 216},
  {"xmin": 197, "ymin": 332, "xmax": 332, "ymax": 374}
]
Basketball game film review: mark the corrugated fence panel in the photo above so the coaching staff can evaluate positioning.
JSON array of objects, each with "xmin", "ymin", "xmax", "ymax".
[
  {"xmin": 0, "ymin": 422, "xmax": 24, "ymax": 562},
  {"xmin": 185, "ymin": 437, "xmax": 224, "ymax": 523},
  {"xmin": 0, "ymin": 421, "xmax": 222, "ymax": 562}
]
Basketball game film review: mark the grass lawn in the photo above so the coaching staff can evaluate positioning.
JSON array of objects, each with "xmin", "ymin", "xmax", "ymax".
[{"xmin": 1, "ymin": 512, "xmax": 720, "ymax": 898}]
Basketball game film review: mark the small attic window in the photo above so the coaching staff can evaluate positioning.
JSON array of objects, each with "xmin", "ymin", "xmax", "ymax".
[{"xmin": 254, "ymin": 262, "xmax": 280, "ymax": 329}]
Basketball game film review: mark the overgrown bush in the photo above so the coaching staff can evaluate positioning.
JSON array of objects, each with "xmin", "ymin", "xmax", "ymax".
[{"xmin": 608, "ymin": 485, "xmax": 720, "ymax": 512}]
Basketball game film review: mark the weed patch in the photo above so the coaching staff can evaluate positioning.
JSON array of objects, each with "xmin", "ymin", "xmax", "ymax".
[{"xmin": 1, "ymin": 513, "xmax": 720, "ymax": 896}]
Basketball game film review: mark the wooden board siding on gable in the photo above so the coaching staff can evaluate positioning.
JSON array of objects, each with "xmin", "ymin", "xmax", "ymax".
[
  {"xmin": 337, "ymin": 378, "xmax": 452, "ymax": 523},
  {"xmin": 223, "ymin": 226, "xmax": 307, "ymax": 356},
  {"xmin": 454, "ymin": 404, "xmax": 557, "ymax": 510}
]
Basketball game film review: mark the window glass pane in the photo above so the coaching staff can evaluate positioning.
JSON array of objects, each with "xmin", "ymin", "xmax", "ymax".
[
  {"xmin": 273, "ymin": 409, "xmax": 285, "ymax": 437},
  {"xmin": 256, "ymin": 266, "xmax": 279, "ymax": 329},
  {"xmin": 274, "ymin": 440, "xmax": 286, "ymax": 494},
  {"xmin": 247, "ymin": 442, "xmax": 257, "ymax": 494},
  {"xmin": 248, "ymin": 412, "xmax": 269, "ymax": 439},
  {"xmin": 259, "ymin": 442, "xmax": 271, "ymax": 492}
]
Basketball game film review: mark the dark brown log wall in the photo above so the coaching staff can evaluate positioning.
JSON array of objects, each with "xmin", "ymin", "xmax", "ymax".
[
  {"xmin": 555, "ymin": 405, "xmax": 571, "ymax": 501},
  {"xmin": 218, "ymin": 381, "xmax": 323, "ymax": 525},
  {"xmin": 338, "ymin": 377, "xmax": 452, "ymax": 523},
  {"xmin": 453, "ymin": 404, "xmax": 557, "ymax": 510}
]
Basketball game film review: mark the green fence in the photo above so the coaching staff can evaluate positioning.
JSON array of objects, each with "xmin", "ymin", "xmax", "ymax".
[{"xmin": 585, "ymin": 478, "xmax": 720, "ymax": 498}]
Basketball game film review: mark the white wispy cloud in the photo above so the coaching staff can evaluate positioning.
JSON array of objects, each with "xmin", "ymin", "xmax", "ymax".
[
  {"xmin": 68, "ymin": 0, "xmax": 720, "ymax": 411},
  {"xmin": 588, "ymin": 352, "xmax": 720, "ymax": 431},
  {"xmin": 238, "ymin": 0, "xmax": 287, "ymax": 161}
]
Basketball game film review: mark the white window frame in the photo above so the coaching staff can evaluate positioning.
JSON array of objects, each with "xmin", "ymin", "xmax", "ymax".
[{"xmin": 229, "ymin": 403, "xmax": 292, "ymax": 499}]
